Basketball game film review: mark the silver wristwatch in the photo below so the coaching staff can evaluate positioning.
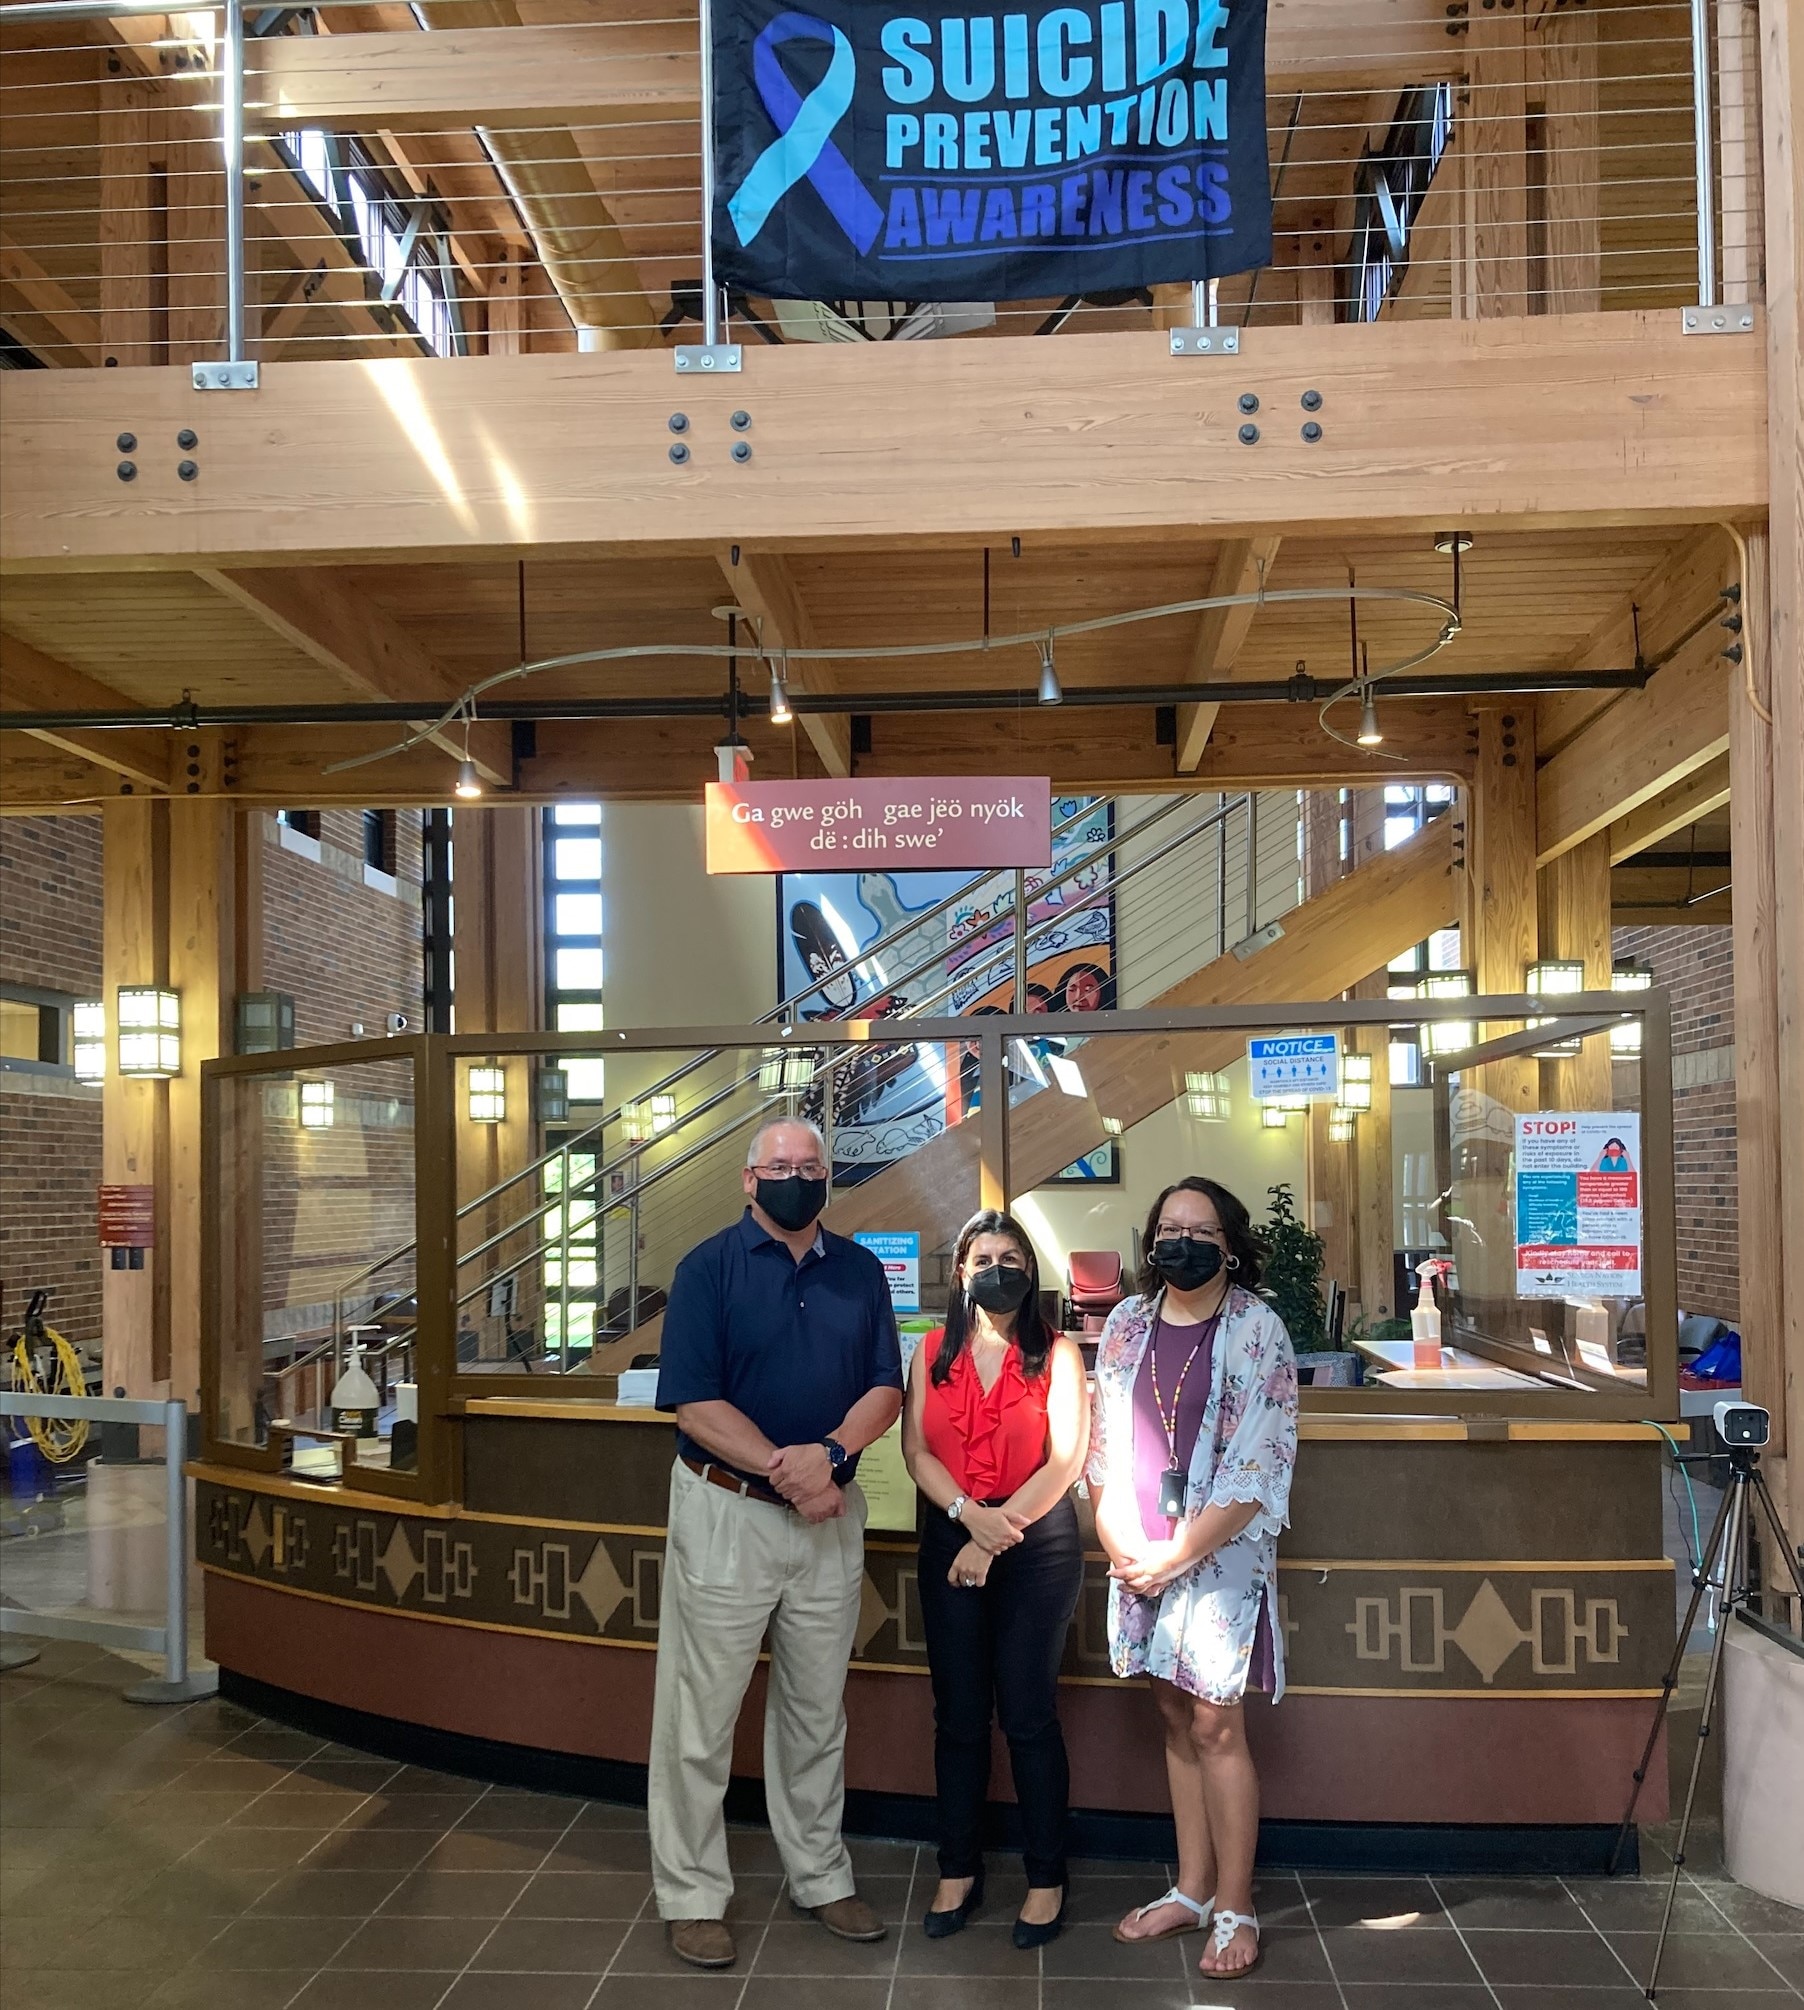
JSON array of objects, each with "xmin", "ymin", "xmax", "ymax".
[{"xmin": 947, "ymin": 1494, "xmax": 969, "ymax": 1523}]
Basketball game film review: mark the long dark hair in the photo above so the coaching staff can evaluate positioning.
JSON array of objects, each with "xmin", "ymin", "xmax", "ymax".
[
  {"xmin": 932, "ymin": 1208, "xmax": 1054, "ymax": 1385},
  {"xmin": 1138, "ymin": 1176, "xmax": 1263, "ymax": 1295}
]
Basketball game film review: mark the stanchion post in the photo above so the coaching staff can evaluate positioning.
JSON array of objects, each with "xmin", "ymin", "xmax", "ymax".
[{"xmin": 124, "ymin": 1401, "xmax": 219, "ymax": 1704}]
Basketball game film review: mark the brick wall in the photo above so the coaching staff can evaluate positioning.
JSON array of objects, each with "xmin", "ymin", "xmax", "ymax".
[
  {"xmin": 0, "ymin": 815, "xmax": 105, "ymax": 1345},
  {"xmin": 1614, "ymin": 922, "xmax": 1738, "ymax": 1324}
]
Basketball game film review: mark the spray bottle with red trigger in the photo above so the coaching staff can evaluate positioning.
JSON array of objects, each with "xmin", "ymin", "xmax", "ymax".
[{"xmin": 1411, "ymin": 1258, "xmax": 1453, "ymax": 1368}]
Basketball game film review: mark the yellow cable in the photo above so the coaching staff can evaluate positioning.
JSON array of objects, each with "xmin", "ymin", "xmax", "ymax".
[
  {"xmin": 1719, "ymin": 520, "xmax": 1774, "ymax": 728},
  {"xmin": 12, "ymin": 1323, "xmax": 89, "ymax": 1465}
]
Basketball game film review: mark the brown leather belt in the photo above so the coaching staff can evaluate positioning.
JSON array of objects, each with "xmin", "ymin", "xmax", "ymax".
[{"xmin": 679, "ymin": 1453, "xmax": 791, "ymax": 1509}]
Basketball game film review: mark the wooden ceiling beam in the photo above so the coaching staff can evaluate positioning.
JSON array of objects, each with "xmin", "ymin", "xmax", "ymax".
[
  {"xmin": 1175, "ymin": 536, "xmax": 1284, "ymax": 771},
  {"xmin": 0, "ymin": 315, "xmax": 1766, "ymax": 573},
  {"xmin": 196, "ymin": 568, "xmax": 512, "ymax": 784},
  {"xmin": 1607, "ymin": 751, "xmax": 1732, "ymax": 864},
  {"xmin": 0, "ymin": 236, "xmax": 99, "ymax": 366},
  {"xmin": 1537, "ymin": 529, "xmax": 1737, "ymax": 757},
  {"xmin": 1536, "ymin": 624, "xmax": 1733, "ymax": 864},
  {"xmin": 0, "ymin": 631, "xmax": 172, "ymax": 790},
  {"xmin": 718, "ymin": 549, "xmax": 852, "ymax": 779},
  {"xmin": 247, "ymin": 0, "xmax": 1465, "ymax": 131}
]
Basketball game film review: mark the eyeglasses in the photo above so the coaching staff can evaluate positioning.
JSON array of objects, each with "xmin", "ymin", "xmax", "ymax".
[
  {"xmin": 752, "ymin": 1160, "xmax": 829, "ymax": 1181},
  {"xmin": 1155, "ymin": 1223, "xmax": 1225, "ymax": 1243}
]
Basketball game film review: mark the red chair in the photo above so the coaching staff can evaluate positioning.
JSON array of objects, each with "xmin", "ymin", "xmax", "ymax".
[{"xmin": 1067, "ymin": 1250, "xmax": 1126, "ymax": 1335}]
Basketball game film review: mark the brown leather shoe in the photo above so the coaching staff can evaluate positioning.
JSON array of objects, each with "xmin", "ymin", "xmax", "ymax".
[
  {"xmin": 796, "ymin": 1893, "xmax": 887, "ymax": 1942},
  {"xmin": 666, "ymin": 1918, "xmax": 736, "ymax": 1969}
]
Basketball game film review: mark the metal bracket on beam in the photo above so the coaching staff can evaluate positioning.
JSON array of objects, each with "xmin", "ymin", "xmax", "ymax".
[
  {"xmin": 1680, "ymin": 305, "xmax": 1755, "ymax": 335},
  {"xmin": 191, "ymin": 361, "xmax": 260, "ymax": 391},
  {"xmin": 674, "ymin": 345, "xmax": 743, "ymax": 374},
  {"xmin": 1170, "ymin": 328, "xmax": 1240, "ymax": 356}
]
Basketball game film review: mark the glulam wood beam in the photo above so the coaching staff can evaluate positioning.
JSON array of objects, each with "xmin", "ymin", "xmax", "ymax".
[
  {"xmin": 0, "ymin": 237, "xmax": 100, "ymax": 366},
  {"xmin": 1606, "ymin": 752, "xmax": 1731, "ymax": 863},
  {"xmin": 0, "ymin": 314, "xmax": 1767, "ymax": 573},
  {"xmin": 1174, "ymin": 536, "xmax": 1283, "ymax": 771},
  {"xmin": 718, "ymin": 548, "xmax": 852, "ymax": 778},
  {"xmin": 246, "ymin": 0, "xmax": 1467, "ymax": 132},
  {"xmin": 0, "ymin": 632, "xmax": 172, "ymax": 791}
]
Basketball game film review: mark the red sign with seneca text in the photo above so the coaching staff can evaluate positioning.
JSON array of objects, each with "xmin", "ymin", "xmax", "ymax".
[{"xmin": 705, "ymin": 778, "xmax": 1053, "ymax": 875}]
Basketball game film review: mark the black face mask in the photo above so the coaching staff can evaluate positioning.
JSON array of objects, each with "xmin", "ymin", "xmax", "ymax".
[
  {"xmin": 1152, "ymin": 1236, "xmax": 1226, "ymax": 1293},
  {"xmin": 967, "ymin": 1263, "xmax": 1034, "ymax": 1315},
  {"xmin": 756, "ymin": 1175, "xmax": 827, "ymax": 1234}
]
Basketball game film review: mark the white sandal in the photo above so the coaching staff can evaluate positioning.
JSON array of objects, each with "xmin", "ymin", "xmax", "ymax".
[
  {"xmin": 1199, "ymin": 1908, "xmax": 1262, "ymax": 1976},
  {"xmin": 1112, "ymin": 1885, "xmax": 1214, "ymax": 1944}
]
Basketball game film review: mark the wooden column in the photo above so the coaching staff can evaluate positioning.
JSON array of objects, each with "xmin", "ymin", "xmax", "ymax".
[
  {"xmin": 99, "ymin": 82, "xmax": 155, "ymax": 366},
  {"xmin": 1532, "ymin": 4, "xmax": 1602, "ymax": 313},
  {"xmin": 487, "ymin": 244, "xmax": 526, "ymax": 355},
  {"xmin": 1753, "ymin": 0, "xmax": 1802, "ymax": 1506},
  {"xmin": 1537, "ymin": 830, "xmax": 1613, "ymax": 1109},
  {"xmin": 102, "ymin": 798, "xmax": 169, "ymax": 1398},
  {"xmin": 1351, "ymin": 1005, "xmax": 1397, "ymax": 1324},
  {"xmin": 452, "ymin": 806, "xmax": 544, "ymax": 1354},
  {"xmin": 1732, "ymin": 531, "xmax": 1786, "ymax": 1463},
  {"xmin": 1467, "ymin": 11, "xmax": 1531, "ymax": 317},
  {"xmin": 165, "ymin": 733, "xmax": 251, "ymax": 1406},
  {"xmin": 1301, "ymin": 790, "xmax": 1352, "ymax": 1311},
  {"xmin": 1456, "ymin": 704, "xmax": 1539, "ymax": 1317}
]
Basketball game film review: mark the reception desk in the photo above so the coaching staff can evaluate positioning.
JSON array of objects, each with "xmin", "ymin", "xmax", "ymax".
[{"xmin": 196, "ymin": 1404, "xmax": 1673, "ymax": 1866}]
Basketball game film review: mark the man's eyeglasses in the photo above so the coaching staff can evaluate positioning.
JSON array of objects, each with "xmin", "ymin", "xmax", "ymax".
[{"xmin": 752, "ymin": 1160, "xmax": 830, "ymax": 1181}]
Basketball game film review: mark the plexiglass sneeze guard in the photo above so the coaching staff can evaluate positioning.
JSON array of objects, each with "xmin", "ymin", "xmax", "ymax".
[{"xmin": 202, "ymin": 999, "xmax": 1677, "ymax": 1505}]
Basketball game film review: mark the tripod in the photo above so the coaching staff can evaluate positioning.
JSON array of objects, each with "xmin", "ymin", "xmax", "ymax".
[{"xmin": 1610, "ymin": 1443, "xmax": 1804, "ymax": 1998}]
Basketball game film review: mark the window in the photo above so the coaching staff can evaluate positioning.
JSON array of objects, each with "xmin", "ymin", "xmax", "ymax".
[
  {"xmin": 1382, "ymin": 782, "xmax": 1455, "ymax": 852},
  {"xmin": 1345, "ymin": 83, "xmax": 1457, "ymax": 324},
  {"xmin": 273, "ymin": 128, "xmax": 462, "ymax": 358},
  {"xmin": 276, "ymin": 809, "xmax": 320, "ymax": 839},
  {"xmin": 543, "ymin": 804, "xmax": 605, "ymax": 1105},
  {"xmin": 363, "ymin": 809, "xmax": 396, "ymax": 876},
  {"xmin": 0, "ymin": 992, "xmax": 65, "ymax": 1068}
]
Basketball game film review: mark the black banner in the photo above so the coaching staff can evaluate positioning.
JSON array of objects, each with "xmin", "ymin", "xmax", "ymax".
[{"xmin": 711, "ymin": 0, "xmax": 1272, "ymax": 303}]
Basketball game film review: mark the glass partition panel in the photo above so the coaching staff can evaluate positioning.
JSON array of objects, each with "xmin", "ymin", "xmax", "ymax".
[
  {"xmin": 210, "ymin": 1047, "xmax": 420, "ymax": 1476},
  {"xmin": 447, "ymin": 1035, "xmax": 982, "ymax": 1380},
  {"xmin": 995, "ymin": 1007, "xmax": 1673, "ymax": 1415}
]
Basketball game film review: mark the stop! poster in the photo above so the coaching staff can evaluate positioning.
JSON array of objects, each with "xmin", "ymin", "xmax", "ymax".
[{"xmin": 1514, "ymin": 1112, "xmax": 1642, "ymax": 1298}]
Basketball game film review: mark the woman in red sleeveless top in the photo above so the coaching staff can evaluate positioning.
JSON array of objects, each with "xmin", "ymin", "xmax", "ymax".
[{"xmin": 900, "ymin": 1208, "xmax": 1090, "ymax": 1950}]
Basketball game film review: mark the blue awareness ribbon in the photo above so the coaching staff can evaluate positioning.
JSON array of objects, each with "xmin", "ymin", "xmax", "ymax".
[{"xmin": 727, "ymin": 11, "xmax": 884, "ymax": 254}]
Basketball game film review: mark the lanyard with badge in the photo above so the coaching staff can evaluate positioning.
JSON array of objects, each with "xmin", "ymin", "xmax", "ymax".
[{"xmin": 1150, "ymin": 1317, "xmax": 1213, "ymax": 1519}]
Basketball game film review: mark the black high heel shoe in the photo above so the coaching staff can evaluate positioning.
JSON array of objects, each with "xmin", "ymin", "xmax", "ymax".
[
  {"xmin": 1013, "ymin": 1889, "xmax": 1068, "ymax": 1950},
  {"xmin": 922, "ymin": 1873, "xmax": 985, "ymax": 1939}
]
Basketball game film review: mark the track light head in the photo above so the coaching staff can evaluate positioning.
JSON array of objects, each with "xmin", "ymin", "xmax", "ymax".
[
  {"xmin": 768, "ymin": 670, "xmax": 794, "ymax": 726},
  {"xmin": 1037, "ymin": 641, "xmax": 1062, "ymax": 706},
  {"xmin": 1357, "ymin": 688, "xmax": 1384, "ymax": 747},
  {"xmin": 1433, "ymin": 530, "xmax": 1475, "ymax": 556},
  {"xmin": 454, "ymin": 759, "xmax": 483, "ymax": 799}
]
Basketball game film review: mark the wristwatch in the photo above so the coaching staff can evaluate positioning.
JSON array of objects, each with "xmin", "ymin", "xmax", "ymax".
[
  {"xmin": 821, "ymin": 1437, "xmax": 848, "ymax": 1472},
  {"xmin": 947, "ymin": 1494, "xmax": 969, "ymax": 1522}
]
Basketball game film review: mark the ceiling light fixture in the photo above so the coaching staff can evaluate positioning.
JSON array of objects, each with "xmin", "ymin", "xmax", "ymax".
[
  {"xmin": 768, "ymin": 667, "xmax": 794, "ymax": 727},
  {"xmin": 1357, "ymin": 686, "xmax": 1384, "ymax": 746},
  {"xmin": 454, "ymin": 759, "xmax": 483, "ymax": 800},
  {"xmin": 1037, "ymin": 640, "xmax": 1062, "ymax": 706}
]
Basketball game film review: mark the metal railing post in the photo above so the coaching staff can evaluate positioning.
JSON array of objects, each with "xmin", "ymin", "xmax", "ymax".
[
  {"xmin": 223, "ymin": 0, "xmax": 247, "ymax": 363},
  {"xmin": 1012, "ymin": 869, "xmax": 1029, "ymax": 1008},
  {"xmin": 125, "ymin": 1400, "xmax": 218, "ymax": 1703},
  {"xmin": 1243, "ymin": 793, "xmax": 1259, "ymax": 937},
  {"xmin": 1689, "ymin": 0, "xmax": 1717, "ymax": 306},
  {"xmin": 698, "ymin": 0, "xmax": 721, "ymax": 345}
]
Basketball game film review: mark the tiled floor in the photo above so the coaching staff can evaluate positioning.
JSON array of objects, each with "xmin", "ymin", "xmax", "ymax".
[{"xmin": 3, "ymin": 1641, "xmax": 1800, "ymax": 2010}]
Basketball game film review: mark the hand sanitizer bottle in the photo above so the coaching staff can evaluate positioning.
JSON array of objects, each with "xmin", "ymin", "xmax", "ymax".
[
  {"xmin": 330, "ymin": 1341, "xmax": 381, "ymax": 1441},
  {"xmin": 1411, "ymin": 1259, "xmax": 1445, "ymax": 1369}
]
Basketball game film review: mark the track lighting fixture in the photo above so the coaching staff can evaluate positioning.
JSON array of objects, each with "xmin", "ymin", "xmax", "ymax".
[
  {"xmin": 1357, "ymin": 687, "xmax": 1383, "ymax": 746},
  {"xmin": 1037, "ymin": 641, "xmax": 1062, "ymax": 706},
  {"xmin": 454, "ymin": 759, "xmax": 483, "ymax": 799},
  {"xmin": 768, "ymin": 668, "xmax": 794, "ymax": 726}
]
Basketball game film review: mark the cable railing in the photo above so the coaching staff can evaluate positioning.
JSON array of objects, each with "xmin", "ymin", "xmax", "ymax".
[{"xmin": 0, "ymin": 0, "xmax": 1757, "ymax": 368}]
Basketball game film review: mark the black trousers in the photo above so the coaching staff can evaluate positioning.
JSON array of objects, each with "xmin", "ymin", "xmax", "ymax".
[{"xmin": 916, "ymin": 1496, "xmax": 1084, "ymax": 1889}]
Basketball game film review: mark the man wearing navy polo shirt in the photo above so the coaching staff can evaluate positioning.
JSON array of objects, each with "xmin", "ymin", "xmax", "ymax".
[{"xmin": 650, "ymin": 1117, "xmax": 905, "ymax": 1972}]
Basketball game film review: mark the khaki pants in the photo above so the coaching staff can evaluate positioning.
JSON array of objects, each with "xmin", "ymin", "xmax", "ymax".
[{"xmin": 649, "ymin": 1458, "xmax": 868, "ymax": 1920}]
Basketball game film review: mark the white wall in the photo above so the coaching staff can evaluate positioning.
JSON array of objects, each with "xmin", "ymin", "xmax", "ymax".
[{"xmin": 1010, "ymin": 1057, "xmax": 1308, "ymax": 1289}]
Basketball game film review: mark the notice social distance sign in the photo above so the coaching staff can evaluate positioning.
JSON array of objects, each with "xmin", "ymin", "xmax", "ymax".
[
  {"xmin": 712, "ymin": 0, "xmax": 1273, "ymax": 302},
  {"xmin": 705, "ymin": 777, "xmax": 1053, "ymax": 873}
]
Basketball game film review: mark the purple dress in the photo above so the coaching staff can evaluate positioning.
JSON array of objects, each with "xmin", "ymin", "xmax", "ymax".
[{"xmin": 1131, "ymin": 1313, "xmax": 1276, "ymax": 1693}]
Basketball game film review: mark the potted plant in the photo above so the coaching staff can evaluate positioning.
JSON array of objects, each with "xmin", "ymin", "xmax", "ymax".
[{"xmin": 1259, "ymin": 1182, "xmax": 1364, "ymax": 1386}]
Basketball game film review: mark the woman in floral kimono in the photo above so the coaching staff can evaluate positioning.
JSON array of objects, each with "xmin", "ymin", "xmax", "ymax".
[{"xmin": 1087, "ymin": 1175, "xmax": 1298, "ymax": 1981}]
